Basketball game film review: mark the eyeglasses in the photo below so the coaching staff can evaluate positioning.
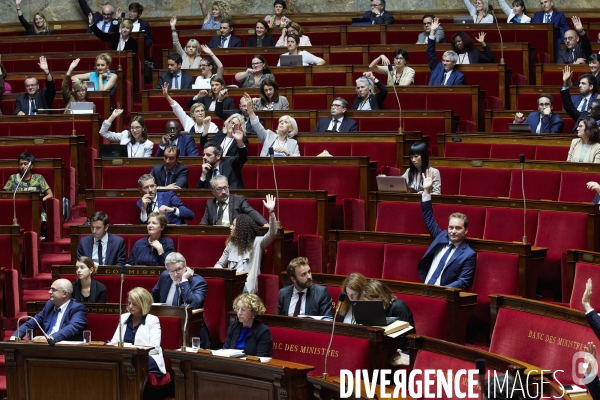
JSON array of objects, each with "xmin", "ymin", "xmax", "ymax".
[
  {"xmin": 331, "ymin": 104, "xmax": 345, "ymax": 108},
  {"xmin": 130, "ymin": 126, "xmax": 143, "ymax": 131},
  {"xmin": 200, "ymin": 64, "xmax": 209, "ymax": 67},
  {"xmin": 538, "ymin": 103, "xmax": 551, "ymax": 107},
  {"xmin": 234, "ymin": 306, "xmax": 249, "ymax": 313},
  {"xmin": 394, "ymin": 57, "xmax": 405, "ymax": 61},
  {"xmin": 214, "ymin": 186, "xmax": 229, "ymax": 192},
  {"xmin": 251, "ymin": 62, "xmax": 264, "ymax": 66},
  {"xmin": 167, "ymin": 267, "xmax": 184, "ymax": 275},
  {"xmin": 166, "ymin": 127, "xmax": 179, "ymax": 132}
]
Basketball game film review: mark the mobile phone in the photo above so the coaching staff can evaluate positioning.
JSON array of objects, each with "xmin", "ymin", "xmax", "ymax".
[{"xmin": 121, "ymin": 12, "xmax": 126, "ymax": 19}]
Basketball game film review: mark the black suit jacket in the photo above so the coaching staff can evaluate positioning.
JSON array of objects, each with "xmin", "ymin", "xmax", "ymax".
[
  {"xmin": 200, "ymin": 194, "xmax": 267, "ymax": 225},
  {"xmin": 72, "ymin": 279, "xmax": 107, "ymax": 303},
  {"xmin": 199, "ymin": 130, "xmax": 249, "ymax": 158},
  {"xmin": 465, "ymin": 46, "xmax": 495, "ymax": 63},
  {"xmin": 351, "ymin": 80, "xmax": 388, "ymax": 110},
  {"xmin": 560, "ymin": 88, "xmax": 599, "ymax": 133},
  {"xmin": 150, "ymin": 162, "xmax": 189, "ymax": 188},
  {"xmin": 246, "ymin": 35, "xmax": 276, "ymax": 47},
  {"xmin": 76, "ymin": 233, "xmax": 126, "ymax": 266},
  {"xmin": 155, "ymin": 71, "xmax": 193, "ymax": 90},
  {"xmin": 558, "ymin": 32, "xmax": 592, "ymax": 64},
  {"xmin": 186, "ymin": 95, "xmax": 234, "ymax": 111},
  {"xmin": 13, "ymin": 79, "xmax": 57, "ymax": 115},
  {"xmin": 196, "ymin": 145, "xmax": 247, "ymax": 189},
  {"xmin": 223, "ymin": 319, "xmax": 272, "ymax": 356},
  {"xmin": 314, "ymin": 116, "xmax": 359, "ymax": 132},
  {"xmin": 276, "ymin": 284, "xmax": 334, "ymax": 317},
  {"xmin": 362, "ymin": 10, "xmax": 395, "ymax": 25},
  {"xmin": 135, "ymin": 19, "xmax": 153, "ymax": 48},
  {"xmin": 78, "ymin": 0, "xmax": 119, "ymax": 33},
  {"xmin": 91, "ymin": 24, "xmax": 138, "ymax": 58},
  {"xmin": 207, "ymin": 35, "xmax": 243, "ymax": 48}
]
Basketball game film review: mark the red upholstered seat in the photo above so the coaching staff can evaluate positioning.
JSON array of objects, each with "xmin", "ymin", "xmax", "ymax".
[
  {"xmin": 535, "ymin": 146, "xmax": 569, "ymax": 161},
  {"xmin": 201, "ymin": 276, "xmax": 228, "ymax": 344},
  {"xmin": 241, "ymin": 166, "xmax": 257, "ymax": 189},
  {"xmin": 357, "ymin": 117, "xmax": 400, "ymax": 132},
  {"xmin": 311, "ymin": 71, "xmax": 347, "ymax": 86},
  {"xmin": 432, "ymin": 204, "xmax": 486, "ymax": 239},
  {"xmin": 459, "ymin": 169, "xmax": 511, "ymax": 198},
  {"xmin": 490, "ymin": 117, "xmax": 514, "ymax": 132},
  {"xmin": 298, "ymin": 235, "xmax": 323, "ymax": 273},
  {"xmin": 558, "ymin": 172, "xmax": 597, "ymax": 203},
  {"xmin": 302, "ymin": 142, "xmax": 351, "ymax": 157},
  {"xmin": 101, "ymin": 166, "xmax": 148, "ymax": 189},
  {"xmin": 375, "ymin": 202, "xmax": 428, "ymax": 234},
  {"xmin": 489, "ymin": 307, "xmax": 595, "ymax": 385},
  {"xmin": 185, "ymin": 166, "xmax": 203, "ymax": 187},
  {"xmin": 256, "ymin": 165, "xmax": 309, "ymax": 190},
  {"xmin": 351, "ymin": 142, "xmax": 397, "ymax": 172},
  {"xmin": 427, "ymin": 93, "xmax": 473, "ymax": 121},
  {"xmin": 177, "ymin": 198, "xmax": 208, "ymax": 225},
  {"xmin": 269, "ymin": 326, "xmax": 371, "ymax": 376},
  {"xmin": 483, "ymin": 208, "xmax": 539, "ymax": 244},
  {"xmin": 437, "ymin": 167, "xmax": 461, "ymax": 196},
  {"xmin": 177, "ymin": 236, "xmax": 227, "ymax": 268},
  {"xmin": 508, "ymin": 170, "xmax": 561, "ymax": 201},
  {"xmin": 291, "ymin": 93, "xmax": 328, "ymax": 110},
  {"xmin": 257, "ymin": 274, "xmax": 280, "ymax": 315},
  {"xmin": 570, "ymin": 263, "xmax": 600, "ymax": 310},
  {"xmin": 0, "ymin": 199, "xmax": 34, "ymax": 231},
  {"xmin": 381, "ymin": 244, "xmax": 426, "ymax": 282},
  {"xmin": 335, "ymin": 241, "xmax": 384, "ymax": 278},
  {"xmin": 517, "ymin": 93, "xmax": 563, "ymax": 111},
  {"xmin": 395, "ymin": 293, "xmax": 447, "ymax": 339},
  {"xmin": 380, "ymin": 166, "xmax": 401, "ymax": 176},
  {"xmin": 274, "ymin": 199, "xmax": 320, "ymax": 240},
  {"xmin": 382, "ymin": 93, "xmax": 426, "ymax": 110},
  {"xmin": 444, "ymin": 143, "xmax": 491, "ymax": 158},
  {"xmin": 343, "ymin": 198, "xmax": 365, "ymax": 231},
  {"xmin": 93, "ymin": 198, "xmax": 139, "ymax": 224},
  {"xmin": 309, "ymin": 166, "xmax": 361, "ymax": 229},
  {"xmin": 490, "ymin": 144, "xmax": 536, "ymax": 161},
  {"xmin": 0, "ymin": 236, "xmax": 16, "ymax": 269}
]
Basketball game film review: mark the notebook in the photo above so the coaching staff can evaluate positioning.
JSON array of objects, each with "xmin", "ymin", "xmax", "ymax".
[
  {"xmin": 192, "ymin": 78, "xmax": 211, "ymax": 90},
  {"xmin": 352, "ymin": 300, "xmax": 398, "ymax": 326},
  {"xmin": 279, "ymin": 55, "xmax": 303, "ymax": 67},
  {"xmin": 100, "ymin": 144, "xmax": 128, "ymax": 158}
]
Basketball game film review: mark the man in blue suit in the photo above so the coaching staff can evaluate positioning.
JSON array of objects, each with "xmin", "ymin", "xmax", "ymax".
[
  {"xmin": 514, "ymin": 93, "xmax": 564, "ymax": 133},
  {"xmin": 207, "ymin": 19, "xmax": 242, "ymax": 48},
  {"xmin": 155, "ymin": 53, "xmax": 193, "ymax": 90},
  {"xmin": 427, "ymin": 19, "xmax": 464, "ymax": 86},
  {"xmin": 13, "ymin": 279, "xmax": 87, "ymax": 343},
  {"xmin": 77, "ymin": 211, "xmax": 126, "ymax": 266},
  {"xmin": 155, "ymin": 120, "xmax": 199, "ymax": 157},
  {"xmin": 314, "ymin": 98, "xmax": 358, "ymax": 132},
  {"xmin": 531, "ymin": 0, "xmax": 570, "ymax": 62},
  {"xmin": 137, "ymin": 174, "xmax": 194, "ymax": 225},
  {"xmin": 417, "ymin": 170, "xmax": 476, "ymax": 289}
]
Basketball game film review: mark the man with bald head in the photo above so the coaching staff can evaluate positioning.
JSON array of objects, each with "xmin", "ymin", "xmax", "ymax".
[
  {"xmin": 558, "ymin": 16, "xmax": 592, "ymax": 64},
  {"xmin": 78, "ymin": 0, "xmax": 119, "ymax": 33},
  {"xmin": 12, "ymin": 279, "xmax": 87, "ymax": 343}
]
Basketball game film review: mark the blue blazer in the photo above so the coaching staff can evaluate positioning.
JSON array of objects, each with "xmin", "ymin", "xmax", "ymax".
[
  {"xmin": 150, "ymin": 162, "xmax": 189, "ymax": 188},
  {"xmin": 76, "ymin": 233, "xmax": 126, "ymax": 266},
  {"xmin": 314, "ymin": 116, "xmax": 358, "ymax": 132},
  {"xmin": 571, "ymin": 93, "xmax": 599, "ymax": 112},
  {"xmin": 151, "ymin": 270, "xmax": 208, "ymax": 309},
  {"xmin": 524, "ymin": 111, "xmax": 564, "ymax": 133},
  {"xmin": 417, "ymin": 200, "xmax": 476, "ymax": 289},
  {"xmin": 427, "ymin": 38, "xmax": 465, "ymax": 86},
  {"xmin": 207, "ymin": 35, "xmax": 243, "ymax": 48},
  {"xmin": 532, "ymin": 10, "xmax": 569, "ymax": 41},
  {"xmin": 15, "ymin": 299, "xmax": 87, "ymax": 342},
  {"xmin": 136, "ymin": 191, "xmax": 194, "ymax": 225},
  {"xmin": 154, "ymin": 134, "xmax": 199, "ymax": 157}
]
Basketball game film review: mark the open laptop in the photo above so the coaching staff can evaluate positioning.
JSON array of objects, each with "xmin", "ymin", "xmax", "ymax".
[
  {"xmin": 279, "ymin": 55, "xmax": 303, "ymax": 67},
  {"xmin": 453, "ymin": 16, "xmax": 473, "ymax": 24},
  {"xmin": 100, "ymin": 144, "xmax": 128, "ymax": 158},
  {"xmin": 376, "ymin": 176, "xmax": 411, "ymax": 193},
  {"xmin": 507, "ymin": 123, "xmax": 532, "ymax": 133},
  {"xmin": 352, "ymin": 300, "xmax": 398, "ymax": 326},
  {"xmin": 192, "ymin": 78, "xmax": 211, "ymax": 90},
  {"xmin": 70, "ymin": 102, "xmax": 95, "ymax": 114},
  {"xmin": 85, "ymin": 81, "xmax": 95, "ymax": 91},
  {"xmin": 351, "ymin": 17, "xmax": 372, "ymax": 25}
]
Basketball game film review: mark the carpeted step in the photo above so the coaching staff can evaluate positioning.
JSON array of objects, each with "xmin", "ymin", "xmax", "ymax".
[
  {"xmin": 41, "ymin": 238, "xmax": 71, "ymax": 255},
  {"xmin": 4, "ymin": 313, "xmax": 28, "ymax": 331},
  {"xmin": 22, "ymin": 273, "xmax": 52, "ymax": 290},
  {"xmin": 62, "ymin": 216, "xmax": 87, "ymax": 240},
  {"xmin": 40, "ymin": 253, "xmax": 71, "ymax": 273}
]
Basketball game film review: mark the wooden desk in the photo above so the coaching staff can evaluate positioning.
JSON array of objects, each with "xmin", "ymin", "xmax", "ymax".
[
  {"xmin": 166, "ymin": 351, "xmax": 313, "ymax": 400},
  {"xmin": 0, "ymin": 342, "xmax": 150, "ymax": 400}
]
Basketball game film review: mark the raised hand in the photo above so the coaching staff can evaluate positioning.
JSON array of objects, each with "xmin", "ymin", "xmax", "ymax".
[
  {"xmin": 562, "ymin": 65, "xmax": 572, "ymax": 84},
  {"xmin": 201, "ymin": 162, "xmax": 212, "ymax": 178},
  {"xmin": 149, "ymin": 238, "xmax": 164, "ymax": 254},
  {"xmin": 274, "ymin": 146, "xmax": 290, "ymax": 155},
  {"xmin": 232, "ymin": 126, "xmax": 244, "ymax": 143},
  {"xmin": 243, "ymin": 92, "xmax": 255, "ymax": 114},
  {"xmin": 197, "ymin": 89, "xmax": 208, "ymax": 98},
  {"xmin": 202, "ymin": 116, "xmax": 211, "ymax": 125},
  {"xmin": 430, "ymin": 17, "xmax": 440, "ymax": 32},
  {"xmin": 88, "ymin": 12, "xmax": 94, "ymax": 25},
  {"xmin": 116, "ymin": 7, "xmax": 122, "ymax": 17},
  {"xmin": 200, "ymin": 44, "xmax": 213, "ymax": 56},
  {"xmin": 572, "ymin": 16, "xmax": 583, "ymax": 32},
  {"xmin": 582, "ymin": 278, "xmax": 593, "ymax": 312},
  {"xmin": 217, "ymin": 88, "xmax": 228, "ymax": 101},
  {"xmin": 542, "ymin": 106, "xmax": 551, "ymax": 116},
  {"xmin": 363, "ymin": 71, "xmax": 374, "ymax": 80},
  {"xmin": 38, "ymin": 56, "xmax": 49, "ymax": 73},
  {"xmin": 379, "ymin": 55, "xmax": 390, "ymax": 66},
  {"xmin": 170, "ymin": 16, "xmax": 177, "ymax": 28},
  {"xmin": 422, "ymin": 169, "xmax": 434, "ymax": 193},
  {"xmin": 263, "ymin": 194, "xmax": 276, "ymax": 211},
  {"xmin": 162, "ymin": 82, "xmax": 170, "ymax": 97},
  {"xmin": 109, "ymin": 109, "xmax": 123, "ymax": 121},
  {"xmin": 587, "ymin": 181, "xmax": 600, "ymax": 192},
  {"xmin": 585, "ymin": 342, "xmax": 597, "ymax": 375},
  {"xmin": 475, "ymin": 32, "xmax": 486, "ymax": 46},
  {"xmin": 514, "ymin": 112, "xmax": 525, "ymax": 123},
  {"xmin": 68, "ymin": 58, "xmax": 80, "ymax": 73},
  {"xmin": 15, "ymin": 0, "xmax": 22, "ymax": 6}
]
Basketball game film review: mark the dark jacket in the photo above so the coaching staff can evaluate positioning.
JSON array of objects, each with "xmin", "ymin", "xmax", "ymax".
[
  {"xmin": 150, "ymin": 162, "xmax": 189, "ymax": 188},
  {"xmin": 136, "ymin": 191, "xmax": 194, "ymax": 225},
  {"xmin": 13, "ymin": 79, "xmax": 57, "ymax": 115},
  {"xmin": 19, "ymin": 15, "xmax": 50, "ymax": 35},
  {"xmin": 523, "ymin": 111, "xmax": 564, "ymax": 134},
  {"xmin": 362, "ymin": 10, "xmax": 395, "ymax": 25},
  {"xmin": 351, "ymin": 79, "xmax": 388, "ymax": 110},
  {"xmin": 155, "ymin": 71, "xmax": 193, "ymax": 90},
  {"xmin": 76, "ymin": 233, "xmax": 126, "ymax": 266},
  {"xmin": 561, "ymin": 88, "xmax": 599, "ymax": 133},
  {"xmin": 186, "ymin": 95, "xmax": 234, "ymax": 111},
  {"xmin": 462, "ymin": 45, "xmax": 495, "ymax": 63},
  {"xmin": 246, "ymin": 35, "xmax": 276, "ymax": 47},
  {"xmin": 214, "ymin": 101, "xmax": 262, "ymax": 133},
  {"xmin": 207, "ymin": 35, "xmax": 243, "ymax": 48},
  {"xmin": 78, "ymin": 0, "xmax": 119, "ymax": 34},
  {"xmin": 386, "ymin": 298, "xmax": 416, "ymax": 351},
  {"xmin": 196, "ymin": 145, "xmax": 248, "ymax": 189},
  {"xmin": 126, "ymin": 236, "xmax": 174, "ymax": 266},
  {"xmin": 155, "ymin": 134, "xmax": 199, "ymax": 157},
  {"xmin": 14, "ymin": 299, "xmax": 87, "ymax": 342},
  {"xmin": 314, "ymin": 116, "xmax": 359, "ymax": 132},
  {"xmin": 558, "ymin": 32, "xmax": 592, "ymax": 64},
  {"xmin": 91, "ymin": 24, "xmax": 138, "ymax": 59},
  {"xmin": 200, "ymin": 194, "xmax": 267, "ymax": 225},
  {"xmin": 427, "ymin": 37, "xmax": 465, "ymax": 86},
  {"xmin": 223, "ymin": 319, "xmax": 272, "ymax": 356},
  {"xmin": 199, "ymin": 130, "xmax": 249, "ymax": 158},
  {"xmin": 276, "ymin": 284, "xmax": 334, "ymax": 317},
  {"xmin": 72, "ymin": 279, "xmax": 107, "ymax": 303}
]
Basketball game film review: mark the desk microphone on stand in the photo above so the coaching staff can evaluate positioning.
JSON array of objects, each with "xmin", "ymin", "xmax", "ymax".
[
  {"xmin": 117, "ymin": 264, "xmax": 127, "ymax": 347},
  {"xmin": 15, "ymin": 316, "xmax": 55, "ymax": 346},
  {"xmin": 520, "ymin": 154, "xmax": 527, "ymax": 244},
  {"xmin": 322, "ymin": 292, "xmax": 346, "ymax": 379},
  {"xmin": 268, "ymin": 147, "xmax": 281, "ymax": 228},
  {"xmin": 488, "ymin": 5, "xmax": 505, "ymax": 65}
]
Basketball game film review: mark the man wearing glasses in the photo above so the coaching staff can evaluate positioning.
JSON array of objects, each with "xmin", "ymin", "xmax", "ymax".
[
  {"xmin": 558, "ymin": 16, "xmax": 592, "ymax": 65},
  {"xmin": 78, "ymin": 0, "xmax": 119, "ymax": 33},
  {"xmin": 137, "ymin": 174, "xmax": 194, "ymax": 225},
  {"xmin": 363, "ymin": 0, "xmax": 394, "ymax": 25},
  {"xmin": 151, "ymin": 252, "xmax": 210, "ymax": 346},
  {"xmin": 513, "ymin": 93, "xmax": 564, "ymax": 133},
  {"xmin": 13, "ymin": 56, "xmax": 56, "ymax": 115},
  {"xmin": 155, "ymin": 120, "xmax": 199, "ymax": 157},
  {"xmin": 417, "ymin": 14, "xmax": 445, "ymax": 44},
  {"xmin": 314, "ymin": 98, "xmax": 358, "ymax": 132},
  {"xmin": 200, "ymin": 175, "xmax": 267, "ymax": 226},
  {"xmin": 150, "ymin": 144, "xmax": 189, "ymax": 189},
  {"xmin": 12, "ymin": 279, "xmax": 87, "ymax": 343}
]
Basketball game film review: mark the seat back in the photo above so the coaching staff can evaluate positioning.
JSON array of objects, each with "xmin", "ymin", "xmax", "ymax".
[
  {"xmin": 334, "ymin": 241, "xmax": 384, "ymax": 278},
  {"xmin": 483, "ymin": 208, "xmax": 539, "ymax": 244},
  {"xmin": 395, "ymin": 292, "xmax": 447, "ymax": 339},
  {"xmin": 559, "ymin": 172, "xmax": 597, "ymax": 203},
  {"xmin": 570, "ymin": 263, "xmax": 600, "ymax": 310},
  {"xmin": 459, "ymin": 169, "xmax": 511, "ymax": 198},
  {"xmin": 508, "ymin": 170, "xmax": 561, "ymax": 201},
  {"xmin": 381, "ymin": 244, "xmax": 426, "ymax": 282},
  {"xmin": 375, "ymin": 202, "xmax": 428, "ymax": 234},
  {"xmin": 471, "ymin": 253, "xmax": 520, "ymax": 308}
]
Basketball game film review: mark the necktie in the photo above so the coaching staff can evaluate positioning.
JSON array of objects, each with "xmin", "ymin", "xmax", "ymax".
[
  {"xmin": 427, "ymin": 244, "xmax": 454, "ymax": 285},
  {"xmin": 173, "ymin": 74, "xmax": 179, "ymax": 89},
  {"xmin": 442, "ymin": 72, "xmax": 448, "ymax": 86},
  {"xmin": 332, "ymin": 119, "xmax": 339, "ymax": 132},
  {"xmin": 213, "ymin": 167, "xmax": 219, "ymax": 177},
  {"xmin": 102, "ymin": 21, "xmax": 109, "ymax": 32},
  {"xmin": 147, "ymin": 200, "xmax": 154, "ymax": 216},
  {"xmin": 293, "ymin": 291, "xmax": 304, "ymax": 317},
  {"xmin": 221, "ymin": 37, "xmax": 226, "ymax": 47},
  {"xmin": 166, "ymin": 171, "xmax": 172, "ymax": 186},
  {"xmin": 545, "ymin": 14, "xmax": 551, "ymax": 23},
  {"xmin": 29, "ymin": 98, "xmax": 36, "ymax": 115},
  {"xmin": 48, "ymin": 307, "xmax": 60, "ymax": 333},
  {"xmin": 97, "ymin": 239, "xmax": 104, "ymax": 265},
  {"xmin": 172, "ymin": 284, "xmax": 180, "ymax": 306},
  {"xmin": 216, "ymin": 201, "xmax": 226, "ymax": 225},
  {"xmin": 581, "ymin": 98, "xmax": 589, "ymax": 113}
]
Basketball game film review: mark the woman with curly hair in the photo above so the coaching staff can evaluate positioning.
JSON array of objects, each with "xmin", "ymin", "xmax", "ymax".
[
  {"xmin": 15, "ymin": 0, "xmax": 50, "ymax": 35},
  {"xmin": 200, "ymin": 0, "xmax": 230, "ymax": 30},
  {"xmin": 251, "ymin": 79, "xmax": 289, "ymax": 111},
  {"xmin": 214, "ymin": 195, "xmax": 278, "ymax": 294},
  {"xmin": 338, "ymin": 273, "xmax": 368, "ymax": 323},
  {"xmin": 223, "ymin": 293, "xmax": 272, "ymax": 356},
  {"xmin": 450, "ymin": 31, "xmax": 495, "ymax": 64}
]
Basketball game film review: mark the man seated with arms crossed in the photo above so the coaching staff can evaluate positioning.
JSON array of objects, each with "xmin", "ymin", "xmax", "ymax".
[
  {"xmin": 155, "ymin": 120, "xmax": 199, "ymax": 157},
  {"xmin": 513, "ymin": 93, "xmax": 564, "ymax": 133},
  {"xmin": 418, "ymin": 170, "xmax": 476, "ymax": 289},
  {"xmin": 77, "ymin": 211, "xmax": 126, "ymax": 266},
  {"xmin": 12, "ymin": 279, "xmax": 87, "ymax": 343},
  {"xmin": 150, "ymin": 144, "xmax": 189, "ymax": 189},
  {"xmin": 151, "ymin": 252, "xmax": 210, "ymax": 347},
  {"xmin": 137, "ymin": 174, "xmax": 194, "ymax": 225},
  {"xmin": 314, "ymin": 97, "xmax": 358, "ymax": 132},
  {"xmin": 426, "ymin": 19, "xmax": 464, "ymax": 86},
  {"xmin": 416, "ymin": 14, "xmax": 445, "ymax": 44},
  {"xmin": 201, "ymin": 175, "xmax": 267, "ymax": 226},
  {"xmin": 277, "ymin": 257, "xmax": 333, "ymax": 317}
]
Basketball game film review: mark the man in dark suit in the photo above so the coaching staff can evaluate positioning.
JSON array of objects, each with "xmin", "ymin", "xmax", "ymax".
[
  {"xmin": 314, "ymin": 97, "xmax": 358, "ymax": 132},
  {"xmin": 532, "ymin": 0, "xmax": 570, "ymax": 62},
  {"xmin": 155, "ymin": 120, "xmax": 199, "ymax": 157},
  {"xmin": 13, "ymin": 56, "xmax": 56, "ymax": 115},
  {"xmin": 200, "ymin": 175, "xmax": 267, "ymax": 226},
  {"xmin": 152, "ymin": 252, "xmax": 210, "ymax": 346},
  {"xmin": 77, "ymin": 211, "xmax": 126, "ymax": 266},
  {"xmin": 207, "ymin": 18, "xmax": 242, "ymax": 48},
  {"xmin": 417, "ymin": 170, "xmax": 476, "ymax": 289},
  {"xmin": 558, "ymin": 17, "xmax": 592, "ymax": 65},
  {"xmin": 127, "ymin": 2, "xmax": 153, "ymax": 51},
  {"xmin": 277, "ymin": 257, "xmax": 333, "ymax": 317},
  {"xmin": 561, "ymin": 67, "xmax": 600, "ymax": 132},
  {"xmin": 197, "ymin": 133, "xmax": 247, "ymax": 189},
  {"xmin": 363, "ymin": 0, "xmax": 395, "ymax": 25},
  {"xmin": 155, "ymin": 53, "xmax": 193, "ymax": 90},
  {"xmin": 13, "ymin": 279, "xmax": 87, "ymax": 343},
  {"xmin": 150, "ymin": 144, "xmax": 189, "ymax": 189},
  {"xmin": 427, "ymin": 19, "xmax": 464, "ymax": 86},
  {"xmin": 214, "ymin": 89, "xmax": 263, "ymax": 133},
  {"xmin": 78, "ymin": 0, "xmax": 119, "ymax": 33},
  {"xmin": 137, "ymin": 174, "xmax": 194, "ymax": 225},
  {"xmin": 513, "ymin": 93, "xmax": 564, "ymax": 133}
]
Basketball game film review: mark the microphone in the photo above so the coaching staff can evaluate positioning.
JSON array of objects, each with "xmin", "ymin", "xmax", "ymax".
[
  {"xmin": 15, "ymin": 316, "xmax": 56, "ymax": 346},
  {"xmin": 182, "ymin": 303, "xmax": 189, "ymax": 352},
  {"xmin": 33, "ymin": 108, "xmax": 77, "ymax": 136},
  {"xmin": 386, "ymin": 64, "xmax": 403, "ymax": 133},
  {"xmin": 519, "ymin": 154, "xmax": 527, "ymax": 244},
  {"xmin": 476, "ymin": 359, "xmax": 486, "ymax": 399},
  {"xmin": 322, "ymin": 292, "xmax": 347, "ymax": 379},
  {"xmin": 268, "ymin": 147, "xmax": 281, "ymax": 228},
  {"xmin": 13, "ymin": 161, "xmax": 32, "ymax": 226},
  {"xmin": 117, "ymin": 264, "xmax": 127, "ymax": 347},
  {"xmin": 488, "ymin": 4, "xmax": 505, "ymax": 65}
]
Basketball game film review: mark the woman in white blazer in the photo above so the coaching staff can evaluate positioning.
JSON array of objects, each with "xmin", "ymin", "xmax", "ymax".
[
  {"xmin": 498, "ymin": 0, "xmax": 531, "ymax": 23},
  {"xmin": 99, "ymin": 109, "xmax": 154, "ymax": 157},
  {"xmin": 567, "ymin": 117, "xmax": 600, "ymax": 163},
  {"xmin": 111, "ymin": 287, "xmax": 166, "ymax": 376}
]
